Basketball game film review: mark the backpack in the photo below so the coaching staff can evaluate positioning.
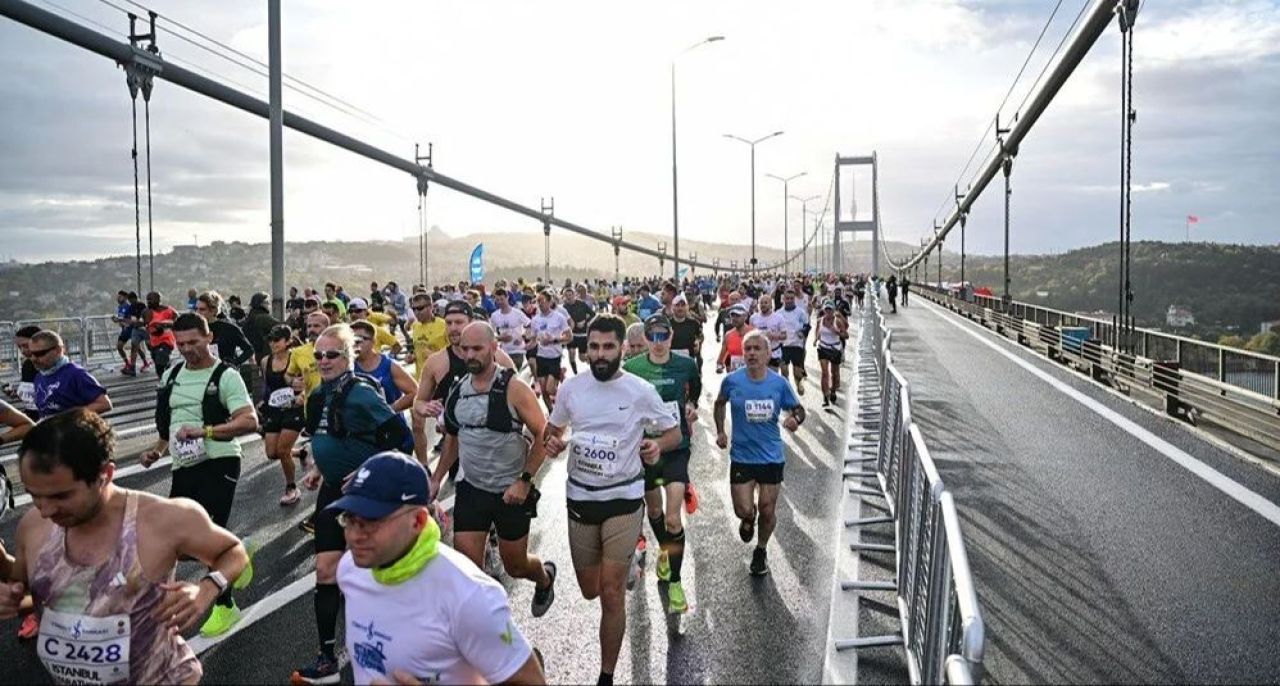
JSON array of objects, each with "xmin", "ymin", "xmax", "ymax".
[
  {"xmin": 155, "ymin": 362, "xmax": 233, "ymax": 441},
  {"xmin": 305, "ymin": 373, "xmax": 409, "ymax": 451},
  {"xmin": 444, "ymin": 368, "xmax": 521, "ymax": 434}
]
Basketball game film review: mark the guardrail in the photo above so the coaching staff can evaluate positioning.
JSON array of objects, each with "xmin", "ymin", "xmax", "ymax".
[
  {"xmin": 1, "ymin": 315, "xmax": 128, "ymax": 382},
  {"xmin": 834, "ymin": 295, "xmax": 986, "ymax": 684},
  {"xmin": 918, "ymin": 286, "xmax": 1280, "ymax": 448}
]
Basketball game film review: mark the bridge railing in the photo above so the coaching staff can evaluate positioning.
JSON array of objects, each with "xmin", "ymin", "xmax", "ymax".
[
  {"xmin": 1, "ymin": 315, "xmax": 128, "ymax": 383},
  {"xmin": 836, "ymin": 296, "xmax": 985, "ymax": 684},
  {"xmin": 918, "ymin": 286, "xmax": 1280, "ymax": 448}
]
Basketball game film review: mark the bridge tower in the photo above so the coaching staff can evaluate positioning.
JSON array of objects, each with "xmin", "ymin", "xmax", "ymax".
[{"xmin": 832, "ymin": 153, "xmax": 880, "ymax": 276}]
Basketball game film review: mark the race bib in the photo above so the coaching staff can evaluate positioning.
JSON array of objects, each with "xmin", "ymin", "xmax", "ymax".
[
  {"xmin": 729, "ymin": 355, "xmax": 745, "ymax": 371},
  {"xmin": 172, "ymin": 436, "xmax": 207, "ymax": 468},
  {"xmin": 745, "ymin": 399, "xmax": 775, "ymax": 423},
  {"xmin": 268, "ymin": 387, "xmax": 296, "ymax": 409},
  {"xmin": 569, "ymin": 432, "xmax": 623, "ymax": 480},
  {"xmin": 17, "ymin": 382, "xmax": 35, "ymax": 408},
  {"xmin": 37, "ymin": 608, "xmax": 130, "ymax": 685}
]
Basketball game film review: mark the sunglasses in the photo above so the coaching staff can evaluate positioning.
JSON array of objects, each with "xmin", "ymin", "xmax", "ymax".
[
  {"xmin": 28, "ymin": 347, "xmax": 57, "ymax": 358},
  {"xmin": 312, "ymin": 350, "xmax": 344, "ymax": 361},
  {"xmin": 411, "ymin": 305, "xmax": 429, "ymax": 311},
  {"xmin": 646, "ymin": 330, "xmax": 671, "ymax": 343}
]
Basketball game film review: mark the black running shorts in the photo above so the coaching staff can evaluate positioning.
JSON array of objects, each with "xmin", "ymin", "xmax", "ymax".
[
  {"xmin": 453, "ymin": 480, "xmax": 534, "ymax": 541},
  {"xmin": 729, "ymin": 460, "xmax": 785, "ymax": 485}
]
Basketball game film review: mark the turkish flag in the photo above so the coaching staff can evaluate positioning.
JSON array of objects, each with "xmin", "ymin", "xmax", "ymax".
[{"xmin": 1187, "ymin": 215, "xmax": 1200, "ymax": 223}]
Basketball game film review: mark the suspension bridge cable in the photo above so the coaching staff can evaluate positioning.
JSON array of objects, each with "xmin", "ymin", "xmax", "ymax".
[{"xmin": 1013, "ymin": 0, "xmax": 1092, "ymax": 117}]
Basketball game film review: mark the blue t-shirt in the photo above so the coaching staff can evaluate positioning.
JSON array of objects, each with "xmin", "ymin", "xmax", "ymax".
[
  {"xmin": 717, "ymin": 368, "xmax": 799, "ymax": 464},
  {"xmin": 33, "ymin": 360, "xmax": 108, "ymax": 419},
  {"xmin": 637, "ymin": 295, "xmax": 662, "ymax": 320}
]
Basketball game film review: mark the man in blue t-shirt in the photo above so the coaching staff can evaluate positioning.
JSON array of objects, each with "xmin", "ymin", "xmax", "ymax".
[
  {"xmin": 714, "ymin": 329, "xmax": 805, "ymax": 577},
  {"xmin": 28, "ymin": 331, "xmax": 112, "ymax": 419}
]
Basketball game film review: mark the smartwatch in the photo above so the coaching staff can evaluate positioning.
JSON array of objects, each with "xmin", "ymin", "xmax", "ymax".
[
  {"xmin": 203, "ymin": 570, "xmax": 229, "ymax": 594},
  {"xmin": 519, "ymin": 471, "xmax": 533, "ymax": 483}
]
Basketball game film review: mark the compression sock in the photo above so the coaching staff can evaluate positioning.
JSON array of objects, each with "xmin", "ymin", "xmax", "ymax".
[
  {"xmin": 215, "ymin": 588, "xmax": 235, "ymax": 608},
  {"xmin": 569, "ymin": 356, "xmax": 579, "ymax": 375},
  {"xmin": 315, "ymin": 583, "xmax": 342, "ymax": 659},
  {"xmin": 666, "ymin": 526, "xmax": 685, "ymax": 583},
  {"xmin": 597, "ymin": 672, "xmax": 614, "ymax": 686},
  {"xmin": 648, "ymin": 514, "xmax": 667, "ymax": 544}
]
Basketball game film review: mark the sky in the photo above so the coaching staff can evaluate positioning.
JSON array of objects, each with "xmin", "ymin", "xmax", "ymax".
[{"xmin": 0, "ymin": 0, "xmax": 1276, "ymax": 264}]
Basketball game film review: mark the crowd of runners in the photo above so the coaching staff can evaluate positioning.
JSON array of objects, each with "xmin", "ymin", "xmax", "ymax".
[{"xmin": 0, "ymin": 270, "xmax": 893, "ymax": 685}]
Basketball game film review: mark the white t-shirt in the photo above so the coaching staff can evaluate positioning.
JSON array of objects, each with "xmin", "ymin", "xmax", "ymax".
[
  {"xmin": 530, "ymin": 309, "xmax": 572, "ymax": 359},
  {"xmin": 776, "ymin": 306, "xmax": 809, "ymax": 348},
  {"xmin": 549, "ymin": 371, "xmax": 678, "ymax": 502},
  {"xmin": 339, "ymin": 545, "xmax": 532, "ymax": 686},
  {"xmin": 750, "ymin": 311, "xmax": 785, "ymax": 357},
  {"xmin": 489, "ymin": 308, "xmax": 531, "ymax": 355}
]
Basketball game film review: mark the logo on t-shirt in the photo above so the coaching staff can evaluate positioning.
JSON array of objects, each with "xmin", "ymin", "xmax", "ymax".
[{"xmin": 351, "ymin": 619, "xmax": 393, "ymax": 675}]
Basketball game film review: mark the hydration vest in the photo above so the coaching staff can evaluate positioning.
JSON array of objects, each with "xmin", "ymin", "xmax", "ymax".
[
  {"xmin": 444, "ymin": 368, "xmax": 521, "ymax": 434},
  {"xmin": 305, "ymin": 373, "xmax": 408, "ymax": 451},
  {"xmin": 155, "ymin": 362, "xmax": 232, "ymax": 441}
]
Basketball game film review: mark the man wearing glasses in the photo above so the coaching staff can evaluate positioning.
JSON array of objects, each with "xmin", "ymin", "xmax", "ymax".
[
  {"xmin": 293, "ymin": 324, "xmax": 410, "ymax": 685},
  {"xmin": 28, "ymin": 331, "xmax": 112, "ymax": 420}
]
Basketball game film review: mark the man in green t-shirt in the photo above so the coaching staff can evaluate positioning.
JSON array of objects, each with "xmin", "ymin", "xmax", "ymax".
[
  {"xmin": 621, "ymin": 314, "xmax": 702, "ymax": 614},
  {"xmin": 142, "ymin": 313, "xmax": 259, "ymax": 638}
]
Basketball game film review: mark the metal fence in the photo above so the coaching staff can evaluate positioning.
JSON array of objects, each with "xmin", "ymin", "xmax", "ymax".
[
  {"xmin": 0, "ymin": 315, "xmax": 128, "ymax": 382},
  {"xmin": 835, "ymin": 296, "xmax": 985, "ymax": 684}
]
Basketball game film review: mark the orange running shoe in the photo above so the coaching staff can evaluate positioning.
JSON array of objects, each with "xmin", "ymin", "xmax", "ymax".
[
  {"xmin": 636, "ymin": 534, "xmax": 647, "ymax": 554},
  {"xmin": 684, "ymin": 482, "xmax": 700, "ymax": 515}
]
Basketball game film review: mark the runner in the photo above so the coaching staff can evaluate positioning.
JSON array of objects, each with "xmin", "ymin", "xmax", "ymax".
[
  {"xmin": 814, "ymin": 301, "xmax": 849, "ymax": 407},
  {"xmin": 716, "ymin": 305, "xmax": 753, "ymax": 374},
  {"xmin": 434, "ymin": 321, "xmax": 557, "ymax": 617},
  {"xmin": 623, "ymin": 315, "xmax": 701, "ymax": 613},
  {"xmin": 351, "ymin": 321, "xmax": 416, "ymax": 457},
  {"xmin": 624, "ymin": 322, "xmax": 648, "ymax": 360},
  {"xmin": 348, "ymin": 298, "xmax": 402, "ymax": 356},
  {"xmin": 329, "ymin": 452, "xmax": 547, "ymax": 685},
  {"xmin": 143, "ymin": 291, "xmax": 179, "ymax": 378},
  {"xmin": 140, "ymin": 313, "xmax": 260, "ymax": 637},
  {"xmin": 408, "ymin": 293, "xmax": 448, "ymax": 464},
  {"xmin": 529, "ymin": 290, "xmax": 573, "ymax": 411},
  {"xmin": 714, "ymin": 330, "xmax": 806, "ymax": 576},
  {"xmin": 543, "ymin": 314, "xmax": 680, "ymax": 686},
  {"xmin": 490, "ymin": 287, "xmax": 532, "ymax": 373},
  {"xmin": 292, "ymin": 324, "xmax": 411, "ymax": 685},
  {"xmin": 669, "ymin": 295, "xmax": 704, "ymax": 369},
  {"xmin": 113, "ymin": 290, "xmax": 136, "ymax": 375},
  {"xmin": 260, "ymin": 325, "xmax": 306, "ymax": 505},
  {"xmin": 563, "ymin": 286, "xmax": 595, "ymax": 377},
  {"xmin": 194, "ymin": 291, "xmax": 256, "ymax": 368},
  {"xmin": 2, "ymin": 409, "xmax": 249, "ymax": 684},
  {"xmin": 776, "ymin": 289, "xmax": 811, "ymax": 395},
  {"xmin": 749, "ymin": 295, "xmax": 786, "ymax": 371},
  {"xmin": 28, "ymin": 331, "xmax": 112, "ymax": 420}
]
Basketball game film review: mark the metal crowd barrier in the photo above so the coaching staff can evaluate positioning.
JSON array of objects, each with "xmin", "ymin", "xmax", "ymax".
[
  {"xmin": 917, "ymin": 286, "xmax": 1280, "ymax": 447},
  {"xmin": 835, "ymin": 296, "xmax": 985, "ymax": 684}
]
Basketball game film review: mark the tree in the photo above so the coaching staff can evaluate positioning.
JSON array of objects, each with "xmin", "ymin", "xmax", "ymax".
[
  {"xmin": 1244, "ymin": 331, "xmax": 1280, "ymax": 356},
  {"xmin": 1217, "ymin": 335, "xmax": 1246, "ymax": 349}
]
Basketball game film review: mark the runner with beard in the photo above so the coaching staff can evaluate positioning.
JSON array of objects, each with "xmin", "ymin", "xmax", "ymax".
[
  {"xmin": 775, "ymin": 290, "xmax": 811, "ymax": 395},
  {"xmin": 143, "ymin": 291, "xmax": 179, "ymax": 378},
  {"xmin": 529, "ymin": 291, "xmax": 573, "ymax": 411}
]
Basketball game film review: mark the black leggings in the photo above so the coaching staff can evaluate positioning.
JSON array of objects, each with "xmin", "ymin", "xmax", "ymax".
[{"xmin": 169, "ymin": 458, "xmax": 241, "ymax": 528}]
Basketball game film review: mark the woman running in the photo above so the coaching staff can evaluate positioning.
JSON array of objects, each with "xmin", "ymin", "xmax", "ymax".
[
  {"xmin": 260, "ymin": 325, "xmax": 305, "ymax": 505},
  {"xmin": 814, "ymin": 301, "xmax": 849, "ymax": 407}
]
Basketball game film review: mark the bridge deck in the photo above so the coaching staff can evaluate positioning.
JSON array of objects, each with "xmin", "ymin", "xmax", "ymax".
[{"xmin": 872, "ymin": 296, "xmax": 1280, "ymax": 683}]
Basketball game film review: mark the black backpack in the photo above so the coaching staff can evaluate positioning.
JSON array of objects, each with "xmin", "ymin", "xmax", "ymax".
[
  {"xmin": 444, "ymin": 368, "xmax": 521, "ymax": 434},
  {"xmin": 305, "ymin": 373, "xmax": 409, "ymax": 451},
  {"xmin": 155, "ymin": 362, "xmax": 233, "ymax": 441}
]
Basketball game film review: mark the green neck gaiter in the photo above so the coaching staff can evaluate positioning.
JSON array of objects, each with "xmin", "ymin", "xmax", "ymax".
[{"xmin": 371, "ymin": 516, "xmax": 440, "ymax": 586}]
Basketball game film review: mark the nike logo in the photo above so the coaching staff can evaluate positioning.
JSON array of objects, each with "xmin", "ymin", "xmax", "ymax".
[
  {"xmin": 617, "ymin": 405, "xmax": 629, "ymax": 411},
  {"xmin": 401, "ymin": 494, "xmax": 417, "ymax": 501}
]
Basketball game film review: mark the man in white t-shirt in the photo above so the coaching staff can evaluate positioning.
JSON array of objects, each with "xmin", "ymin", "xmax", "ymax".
[
  {"xmin": 544, "ymin": 314, "xmax": 679, "ymax": 686},
  {"xmin": 530, "ymin": 290, "xmax": 572, "ymax": 410},
  {"xmin": 749, "ymin": 296, "xmax": 785, "ymax": 370},
  {"xmin": 775, "ymin": 289, "xmax": 811, "ymax": 394},
  {"xmin": 490, "ymin": 288, "xmax": 532, "ymax": 373},
  {"xmin": 332, "ymin": 452, "xmax": 546, "ymax": 686}
]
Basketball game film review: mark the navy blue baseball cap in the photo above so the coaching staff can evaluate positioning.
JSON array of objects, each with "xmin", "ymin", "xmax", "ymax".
[{"xmin": 326, "ymin": 452, "xmax": 432, "ymax": 519}]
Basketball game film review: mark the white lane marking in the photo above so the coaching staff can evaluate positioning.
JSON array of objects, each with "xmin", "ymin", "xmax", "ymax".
[
  {"xmin": 12, "ymin": 435, "xmax": 262, "ymax": 508},
  {"xmin": 920, "ymin": 300, "xmax": 1280, "ymax": 528},
  {"xmin": 186, "ymin": 493, "xmax": 456, "ymax": 655}
]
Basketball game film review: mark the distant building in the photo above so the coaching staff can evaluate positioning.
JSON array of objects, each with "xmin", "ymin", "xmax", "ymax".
[
  {"xmin": 1166, "ymin": 305, "xmax": 1195, "ymax": 328},
  {"xmin": 1261, "ymin": 320, "xmax": 1280, "ymax": 334}
]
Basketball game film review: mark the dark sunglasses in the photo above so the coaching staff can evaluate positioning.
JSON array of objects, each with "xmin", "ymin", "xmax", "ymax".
[
  {"xmin": 411, "ymin": 305, "xmax": 429, "ymax": 311},
  {"xmin": 646, "ymin": 330, "xmax": 671, "ymax": 343},
  {"xmin": 28, "ymin": 347, "xmax": 57, "ymax": 358},
  {"xmin": 312, "ymin": 350, "xmax": 344, "ymax": 361}
]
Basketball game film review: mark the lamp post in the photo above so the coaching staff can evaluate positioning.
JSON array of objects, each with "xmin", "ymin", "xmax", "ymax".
[
  {"xmin": 724, "ymin": 130, "xmax": 784, "ymax": 275},
  {"xmin": 671, "ymin": 36, "xmax": 724, "ymax": 282},
  {"xmin": 790, "ymin": 193, "xmax": 819, "ymax": 273},
  {"xmin": 765, "ymin": 171, "xmax": 806, "ymax": 272}
]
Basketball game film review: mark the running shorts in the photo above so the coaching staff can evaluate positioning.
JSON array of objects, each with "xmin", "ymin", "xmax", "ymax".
[
  {"xmin": 818, "ymin": 347, "xmax": 844, "ymax": 365},
  {"xmin": 566, "ymin": 500, "xmax": 643, "ymax": 568},
  {"xmin": 643, "ymin": 449, "xmax": 691, "ymax": 490},
  {"xmin": 729, "ymin": 461, "xmax": 785, "ymax": 485},
  {"xmin": 534, "ymin": 356, "xmax": 562, "ymax": 379},
  {"xmin": 261, "ymin": 406, "xmax": 305, "ymax": 434},
  {"xmin": 781, "ymin": 346, "xmax": 806, "ymax": 367},
  {"xmin": 169, "ymin": 457, "xmax": 241, "ymax": 528},
  {"xmin": 453, "ymin": 480, "xmax": 534, "ymax": 541}
]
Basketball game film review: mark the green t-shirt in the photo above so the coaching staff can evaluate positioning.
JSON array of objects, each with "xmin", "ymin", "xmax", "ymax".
[
  {"xmin": 167, "ymin": 362, "xmax": 253, "ymax": 469},
  {"xmin": 623, "ymin": 353, "xmax": 699, "ymax": 450}
]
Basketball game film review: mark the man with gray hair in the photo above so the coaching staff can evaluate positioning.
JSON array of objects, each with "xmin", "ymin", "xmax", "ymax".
[{"xmin": 28, "ymin": 331, "xmax": 112, "ymax": 420}]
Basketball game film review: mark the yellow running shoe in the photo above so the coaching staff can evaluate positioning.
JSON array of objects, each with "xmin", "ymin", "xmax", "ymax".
[
  {"xmin": 667, "ymin": 581, "xmax": 688, "ymax": 614},
  {"xmin": 656, "ymin": 550, "xmax": 671, "ymax": 582},
  {"xmin": 234, "ymin": 537, "xmax": 259, "ymax": 590},
  {"xmin": 200, "ymin": 602, "xmax": 242, "ymax": 637}
]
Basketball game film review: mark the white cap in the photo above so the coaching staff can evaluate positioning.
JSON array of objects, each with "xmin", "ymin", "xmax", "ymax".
[{"xmin": 348, "ymin": 297, "xmax": 369, "ymax": 310}]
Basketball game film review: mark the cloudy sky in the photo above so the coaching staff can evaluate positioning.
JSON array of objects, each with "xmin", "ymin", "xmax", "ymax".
[{"xmin": 0, "ymin": 0, "xmax": 1276, "ymax": 264}]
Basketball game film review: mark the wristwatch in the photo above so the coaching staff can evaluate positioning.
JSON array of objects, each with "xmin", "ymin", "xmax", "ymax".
[
  {"xmin": 203, "ymin": 570, "xmax": 229, "ymax": 594},
  {"xmin": 518, "ymin": 471, "xmax": 534, "ymax": 483}
]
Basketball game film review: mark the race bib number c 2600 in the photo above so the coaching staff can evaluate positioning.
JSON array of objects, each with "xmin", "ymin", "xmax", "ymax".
[
  {"xmin": 745, "ymin": 399, "xmax": 775, "ymax": 423},
  {"xmin": 37, "ymin": 608, "xmax": 130, "ymax": 685},
  {"xmin": 569, "ymin": 432, "xmax": 622, "ymax": 480}
]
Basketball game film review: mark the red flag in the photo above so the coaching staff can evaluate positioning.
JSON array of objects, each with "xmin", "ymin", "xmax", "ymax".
[{"xmin": 1187, "ymin": 215, "xmax": 1200, "ymax": 223}]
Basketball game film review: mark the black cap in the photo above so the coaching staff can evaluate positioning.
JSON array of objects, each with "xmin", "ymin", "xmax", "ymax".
[
  {"xmin": 643, "ymin": 313, "xmax": 672, "ymax": 332},
  {"xmin": 443, "ymin": 300, "xmax": 473, "ymax": 319},
  {"xmin": 250, "ymin": 292, "xmax": 269, "ymax": 309}
]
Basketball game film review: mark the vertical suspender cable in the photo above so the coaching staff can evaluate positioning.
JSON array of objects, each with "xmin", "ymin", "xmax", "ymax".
[
  {"xmin": 129, "ymin": 95, "xmax": 142, "ymax": 294},
  {"xmin": 143, "ymin": 96, "xmax": 155, "ymax": 291}
]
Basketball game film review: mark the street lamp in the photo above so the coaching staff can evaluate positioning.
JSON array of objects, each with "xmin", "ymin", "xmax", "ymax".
[
  {"xmin": 790, "ymin": 193, "xmax": 820, "ymax": 273},
  {"xmin": 724, "ymin": 130, "xmax": 784, "ymax": 274},
  {"xmin": 671, "ymin": 35, "xmax": 725, "ymax": 282},
  {"xmin": 765, "ymin": 171, "xmax": 806, "ymax": 272}
]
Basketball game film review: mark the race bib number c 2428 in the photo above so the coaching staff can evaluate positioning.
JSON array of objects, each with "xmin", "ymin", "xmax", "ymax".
[
  {"xmin": 37, "ymin": 608, "xmax": 130, "ymax": 685},
  {"xmin": 745, "ymin": 399, "xmax": 775, "ymax": 423},
  {"xmin": 569, "ymin": 432, "xmax": 622, "ymax": 480}
]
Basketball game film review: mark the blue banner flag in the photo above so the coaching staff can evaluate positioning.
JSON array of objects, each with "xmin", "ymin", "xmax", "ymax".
[{"xmin": 469, "ymin": 243, "xmax": 485, "ymax": 283}]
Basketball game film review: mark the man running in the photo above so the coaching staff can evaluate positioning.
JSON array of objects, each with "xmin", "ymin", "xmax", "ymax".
[
  {"xmin": 408, "ymin": 292, "xmax": 448, "ymax": 463},
  {"xmin": 113, "ymin": 290, "xmax": 136, "ymax": 374},
  {"xmin": 434, "ymin": 321, "xmax": 557, "ymax": 617},
  {"xmin": 714, "ymin": 330, "xmax": 805, "ymax": 576},
  {"xmin": 141, "ymin": 313, "xmax": 260, "ymax": 637},
  {"xmin": 563, "ymin": 286, "xmax": 596, "ymax": 376},
  {"xmin": 28, "ymin": 331, "xmax": 113, "ymax": 420},
  {"xmin": 351, "ymin": 321, "xmax": 416, "ymax": 457},
  {"xmin": 490, "ymin": 287, "xmax": 532, "ymax": 373},
  {"xmin": 143, "ymin": 291, "xmax": 179, "ymax": 378},
  {"xmin": 3, "ymin": 409, "xmax": 249, "ymax": 684},
  {"xmin": 776, "ymin": 289, "xmax": 811, "ymax": 394},
  {"xmin": 749, "ymin": 295, "xmax": 786, "ymax": 372},
  {"xmin": 544, "ymin": 314, "xmax": 680, "ymax": 686},
  {"xmin": 716, "ymin": 305, "xmax": 752, "ymax": 374},
  {"xmin": 348, "ymin": 298, "xmax": 403, "ymax": 356},
  {"xmin": 529, "ymin": 290, "xmax": 573, "ymax": 411},
  {"xmin": 623, "ymin": 315, "xmax": 701, "ymax": 613},
  {"xmin": 331, "ymin": 452, "xmax": 547, "ymax": 685}
]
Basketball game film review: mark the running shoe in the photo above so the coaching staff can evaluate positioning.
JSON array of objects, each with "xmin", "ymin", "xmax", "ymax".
[
  {"xmin": 739, "ymin": 517, "xmax": 755, "ymax": 544},
  {"xmin": 140, "ymin": 360, "xmax": 151, "ymax": 372},
  {"xmin": 16, "ymin": 613, "xmax": 38, "ymax": 640},
  {"xmin": 291, "ymin": 653, "xmax": 341, "ymax": 685},
  {"xmin": 822, "ymin": 396, "xmax": 830, "ymax": 408},
  {"xmin": 683, "ymin": 483, "xmax": 700, "ymax": 515},
  {"xmin": 531, "ymin": 561, "xmax": 557, "ymax": 618},
  {"xmin": 667, "ymin": 581, "xmax": 688, "ymax": 614},
  {"xmin": 635, "ymin": 534, "xmax": 647, "ymax": 555},
  {"xmin": 234, "ymin": 537, "xmax": 258, "ymax": 590},
  {"xmin": 796, "ymin": 382, "xmax": 805, "ymax": 396},
  {"xmin": 121, "ymin": 365, "xmax": 136, "ymax": 377},
  {"xmin": 655, "ymin": 550, "xmax": 671, "ymax": 582},
  {"xmin": 199, "ymin": 602, "xmax": 241, "ymax": 637},
  {"xmin": 749, "ymin": 547, "xmax": 769, "ymax": 577},
  {"xmin": 280, "ymin": 486, "xmax": 301, "ymax": 506},
  {"xmin": 298, "ymin": 516, "xmax": 316, "ymax": 535}
]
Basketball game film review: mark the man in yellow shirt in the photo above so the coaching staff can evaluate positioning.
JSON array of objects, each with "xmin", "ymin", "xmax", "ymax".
[
  {"xmin": 286, "ymin": 312, "xmax": 329, "ymax": 401},
  {"xmin": 409, "ymin": 293, "xmax": 448, "ymax": 380},
  {"xmin": 348, "ymin": 298, "xmax": 402, "ymax": 355}
]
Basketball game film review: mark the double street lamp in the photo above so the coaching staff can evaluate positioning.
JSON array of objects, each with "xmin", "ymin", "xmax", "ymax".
[
  {"xmin": 765, "ymin": 171, "xmax": 806, "ymax": 272},
  {"xmin": 724, "ymin": 131, "xmax": 784, "ymax": 274},
  {"xmin": 671, "ymin": 35, "xmax": 724, "ymax": 282}
]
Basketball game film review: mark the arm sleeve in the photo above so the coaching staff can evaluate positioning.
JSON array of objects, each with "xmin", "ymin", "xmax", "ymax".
[{"xmin": 454, "ymin": 585, "xmax": 533, "ymax": 685}]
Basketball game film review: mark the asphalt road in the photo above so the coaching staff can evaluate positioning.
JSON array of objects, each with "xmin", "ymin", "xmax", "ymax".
[
  {"xmin": 864, "ymin": 297, "xmax": 1280, "ymax": 684},
  {"xmin": 0, "ymin": 319, "xmax": 850, "ymax": 685}
]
